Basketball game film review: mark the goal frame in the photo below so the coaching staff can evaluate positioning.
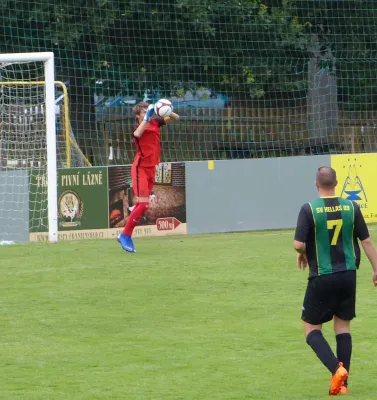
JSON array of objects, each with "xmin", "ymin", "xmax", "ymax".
[{"xmin": 0, "ymin": 52, "xmax": 58, "ymax": 243}]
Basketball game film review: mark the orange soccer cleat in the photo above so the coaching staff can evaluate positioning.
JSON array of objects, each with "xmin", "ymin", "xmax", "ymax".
[
  {"xmin": 329, "ymin": 362, "xmax": 348, "ymax": 396},
  {"xmin": 340, "ymin": 386, "xmax": 348, "ymax": 395}
]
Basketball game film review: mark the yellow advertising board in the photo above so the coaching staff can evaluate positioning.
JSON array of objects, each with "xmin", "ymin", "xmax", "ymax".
[{"xmin": 331, "ymin": 154, "xmax": 377, "ymax": 223}]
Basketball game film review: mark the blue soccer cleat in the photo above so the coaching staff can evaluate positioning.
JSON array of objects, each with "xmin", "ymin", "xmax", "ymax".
[{"xmin": 117, "ymin": 233, "xmax": 136, "ymax": 253}]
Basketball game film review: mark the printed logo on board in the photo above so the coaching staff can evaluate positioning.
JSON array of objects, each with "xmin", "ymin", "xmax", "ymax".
[
  {"xmin": 340, "ymin": 158, "xmax": 368, "ymax": 208},
  {"xmin": 58, "ymin": 190, "xmax": 84, "ymax": 227}
]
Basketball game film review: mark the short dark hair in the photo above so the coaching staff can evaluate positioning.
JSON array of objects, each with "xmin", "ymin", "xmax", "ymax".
[
  {"xmin": 316, "ymin": 166, "xmax": 337, "ymax": 188},
  {"xmin": 132, "ymin": 102, "xmax": 149, "ymax": 116}
]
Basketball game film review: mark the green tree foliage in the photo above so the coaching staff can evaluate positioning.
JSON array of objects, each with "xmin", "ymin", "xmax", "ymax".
[
  {"xmin": 0, "ymin": 0, "xmax": 375, "ymax": 160},
  {"xmin": 0, "ymin": 0, "xmax": 310, "ymax": 99}
]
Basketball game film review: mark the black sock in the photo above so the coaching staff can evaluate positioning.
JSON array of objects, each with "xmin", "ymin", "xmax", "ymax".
[
  {"xmin": 336, "ymin": 333, "xmax": 352, "ymax": 387},
  {"xmin": 306, "ymin": 330, "xmax": 339, "ymax": 374}
]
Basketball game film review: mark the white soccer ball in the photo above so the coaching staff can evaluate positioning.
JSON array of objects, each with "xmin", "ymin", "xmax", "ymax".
[{"xmin": 154, "ymin": 99, "xmax": 173, "ymax": 118}]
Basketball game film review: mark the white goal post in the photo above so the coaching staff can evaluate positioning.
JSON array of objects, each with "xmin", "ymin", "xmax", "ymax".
[{"xmin": 0, "ymin": 52, "xmax": 58, "ymax": 243}]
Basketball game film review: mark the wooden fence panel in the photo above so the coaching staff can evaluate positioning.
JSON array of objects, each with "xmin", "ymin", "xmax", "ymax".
[{"xmin": 96, "ymin": 106, "xmax": 377, "ymax": 162}]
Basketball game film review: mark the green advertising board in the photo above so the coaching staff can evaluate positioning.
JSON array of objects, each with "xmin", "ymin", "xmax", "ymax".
[
  {"xmin": 29, "ymin": 170, "xmax": 49, "ymax": 233},
  {"xmin": 57, "ymin": 167, "xmax": 108, "ymax": 231},
  {"xmin": 29, "ymin": 167, "xmax": 109, "ymax": 241}
]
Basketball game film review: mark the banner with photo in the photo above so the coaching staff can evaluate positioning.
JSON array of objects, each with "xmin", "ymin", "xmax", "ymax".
[
  {"xmin": 108, "ymin": 162, "xmax": 187, "ymax": 238},
  {"xmin": 331, "ymin": 153, "xmax": 377, "ymax": 223}
]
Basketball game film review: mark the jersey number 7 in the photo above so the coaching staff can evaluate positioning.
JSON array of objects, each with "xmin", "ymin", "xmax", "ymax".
[{"xmin": 327, "ymin": 219, "xmax": 343, "ymax": 246}]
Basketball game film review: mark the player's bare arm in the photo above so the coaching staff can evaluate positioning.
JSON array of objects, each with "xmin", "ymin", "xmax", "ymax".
[
  {"xmin": 133, "ymin": 119, "xmax": 148, "ymax": 138},
  {"xmin": 361, "ymin": 237, "xmax": 377, "ymax": 286},
  {"xmin": 293, "ymin": 240, "xmax": 308, "ymax": 270},
  {"xmin": 133, "ymin": 105, "xmax": 153, "ymax": 138},
  {"xmin": 353, "ymin": 201, "xmax": 377, "ymax": 286},
  {"xmin": 164, "ymin": 112, "xmax": 179, "ymax": 124},
  {"xmin": 293, "ymin": 240, "xmax": 305, "ymax": 254}
]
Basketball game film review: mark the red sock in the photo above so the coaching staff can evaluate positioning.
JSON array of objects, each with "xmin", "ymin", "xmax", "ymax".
[{"xmin": 123, "ymin": 202, "xmax": 149, "ymax": 236}]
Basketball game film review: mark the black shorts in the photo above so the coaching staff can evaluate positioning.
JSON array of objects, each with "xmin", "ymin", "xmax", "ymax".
[{"xmin": 302, "ymin": 270, "xmax": 356, "ymax": 325}]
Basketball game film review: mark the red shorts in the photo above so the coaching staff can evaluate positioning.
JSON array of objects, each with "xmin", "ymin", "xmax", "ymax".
[{"xmin": 131, "ymin": 163, "xmax": 156, "ymax": 198}]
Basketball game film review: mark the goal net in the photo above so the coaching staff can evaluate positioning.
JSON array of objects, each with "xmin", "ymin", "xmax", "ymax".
[{"xmin": 0, "ymin": 52, "xmax": 87, "ymax": 243}]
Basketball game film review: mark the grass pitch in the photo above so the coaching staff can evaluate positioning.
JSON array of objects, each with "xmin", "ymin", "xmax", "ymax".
[{"xmin": 1, "ymin": 229, "xmax": 377, "ymax": 399}]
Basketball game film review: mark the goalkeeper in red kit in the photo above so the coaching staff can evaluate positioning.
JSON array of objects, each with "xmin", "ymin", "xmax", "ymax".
[{"xmin": 117, "ymin": 101, "xmax": 180, "ymax": 253}]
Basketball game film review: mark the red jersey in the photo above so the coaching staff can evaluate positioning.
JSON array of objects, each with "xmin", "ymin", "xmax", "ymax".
[{"xmin": 132, "ymin": 117, "xmax": 165, "ymax": 167}]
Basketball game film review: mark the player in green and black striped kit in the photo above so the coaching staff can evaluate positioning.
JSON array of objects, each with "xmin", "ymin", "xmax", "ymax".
[{"xmin": 293, "ymin": 166, "xmax": 377, "ymax": 396}]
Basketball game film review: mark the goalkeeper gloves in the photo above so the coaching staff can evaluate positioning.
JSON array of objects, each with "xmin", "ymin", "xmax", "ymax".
[{"xmin": 144, "ymin": 104, "xmax": 155, "ymax": 121}]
